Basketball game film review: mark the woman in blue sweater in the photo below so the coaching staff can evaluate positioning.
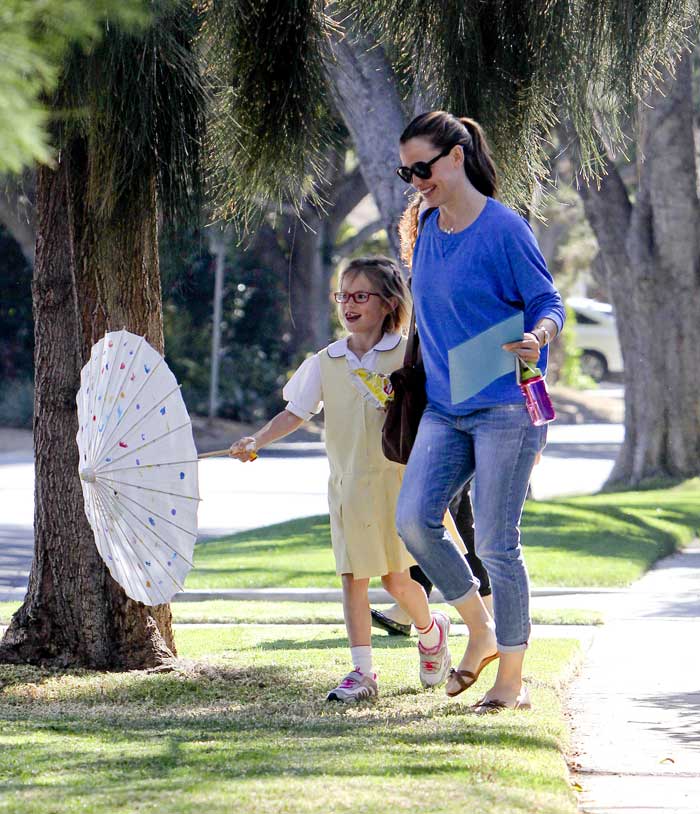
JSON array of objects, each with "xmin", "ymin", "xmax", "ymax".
[{"xmin": 394, "ymin": 111, "xmax": 565, "ymax": 712}]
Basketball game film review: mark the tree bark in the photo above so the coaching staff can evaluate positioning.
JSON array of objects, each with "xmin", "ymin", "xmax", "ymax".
[
  {"xmin": 289, "ymin": 211, "xmax": 332, "ymax": 352},
  {"xmin": 325, "ymin": 23, "xmax": 408, "ymax": 262},
  {"xmin": 283, "ymin": 152, "xmax": 372, "ymax": 356},
  {"xmin": 575, "ymin": 52, "xmax": 700, "ymax": 485},
  {"xmin": 0, "ymin": 136, "xmax": 175, "ymax": 669}
]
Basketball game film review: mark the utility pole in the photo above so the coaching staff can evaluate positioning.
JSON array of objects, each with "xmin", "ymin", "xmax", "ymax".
[{"xmin": 206, "ymin": 224, "xmax": 228, "ymax": 420}]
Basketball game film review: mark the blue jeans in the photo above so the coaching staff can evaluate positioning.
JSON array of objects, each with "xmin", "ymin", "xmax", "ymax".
[{"xmin": 396, "ymin": 404, "xmax": 547, "ymax": 652}]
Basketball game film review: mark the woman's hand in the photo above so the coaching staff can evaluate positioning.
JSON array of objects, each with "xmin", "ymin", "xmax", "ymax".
[
  {"xmin": 228, "ymin": 436, "xmax": 258, "ymax": 462},
  {"xmin": 502, "ymin": 332, "xmax": 540, "ymax": 364}
]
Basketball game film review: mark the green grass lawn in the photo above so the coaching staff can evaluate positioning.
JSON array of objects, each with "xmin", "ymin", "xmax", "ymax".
[
  {"xmin": 0, "ymin": 624, "xmax": 582, "ymax": 814},
  {"xmin": 0, "ymin": 600, "xmax": 604, "ymax": 628},
  {"xmin": 187, "ymin": 479, "xmax": 700, "ymax": 589}
]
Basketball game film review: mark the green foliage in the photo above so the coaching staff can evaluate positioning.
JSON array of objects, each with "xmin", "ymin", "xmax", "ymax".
[
  {"xmin": 0, "ymin": 633, "xmax": 581, "ymax": 813},
  {"xmin": 189, "ymin": 479, "xmax": 700, "ymax": 589},
  {"xmin": 57, "ymin": 0, "xmax": 208, "ymax": 224},
  {"xmin": 0, "ymin": 0, "xmax": 146, "ymax": 173},
  {"xmin": 206, "ymin": 0, "xmax": 693, "ymax": 218},
  {"xmin": 0, "ymin": 226, "xmax": 32, "ymax": 382},
  {"xmin": 0, "ymin": 379, "xmax": 33, "ymax": 428},
  {"xmin": 160, "ymin": 226, "xmax": 292, "ymax": 421},
  {"xmin": 206, "ymin": 0, "xmax": 339, "ymax": 228}
]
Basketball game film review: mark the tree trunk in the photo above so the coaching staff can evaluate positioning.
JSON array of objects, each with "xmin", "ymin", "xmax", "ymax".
[
  {"xmin": 289, "ymin": 212, "xmax": 333, "ymax": 352},
  {"xmin": 325, "ymin": 24, "xmax": 407, "ymax": 263},
  {"xmin": 576, "ymin": 52, "xmax": 700, "ymax": 485},
  {"xmin": 0, "ymin": 136, "xmax": 175, "ymax": 669},
  {"xmin": 280, "ymin": 153, "xmax": 371, "ymax": 357}
]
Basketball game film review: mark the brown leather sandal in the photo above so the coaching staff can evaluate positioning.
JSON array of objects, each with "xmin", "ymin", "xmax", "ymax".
[
  {"xmin": 472, "ymin": 685, "xmax": 532, "ymax": 714},
  {"xmin": 445, "ymin": 652, "xmax": 500, "ymax": 698}
]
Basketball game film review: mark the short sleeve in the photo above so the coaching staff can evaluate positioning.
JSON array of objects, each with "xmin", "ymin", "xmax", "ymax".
[{"xmin": 282, "ymin": 354, "xmax": 323, "ymax": 420}]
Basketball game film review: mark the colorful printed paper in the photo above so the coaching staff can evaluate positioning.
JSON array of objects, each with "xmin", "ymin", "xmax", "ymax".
[
  {"xmin": 352, "ymin": 368, "xmax": 395, "ymax": 410},
  {"xmin": 76, "ymin": 329, "xmax": 199, "ymax": 605}
]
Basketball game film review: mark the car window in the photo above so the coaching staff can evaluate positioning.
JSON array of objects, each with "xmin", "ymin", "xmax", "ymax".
[{"xmin": 573, "ymin": 311, "xmax": 599, "ymax": 325}]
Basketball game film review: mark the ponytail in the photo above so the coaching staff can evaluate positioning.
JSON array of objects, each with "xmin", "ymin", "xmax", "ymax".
[{"xmin": 458, "ymin": 117, "xmax": 498, "ymax": 198}]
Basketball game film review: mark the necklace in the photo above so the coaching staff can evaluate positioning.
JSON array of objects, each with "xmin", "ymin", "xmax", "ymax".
[{"xmin": 439, "ymin": 212, "xmax": 455, "ymax": 234}]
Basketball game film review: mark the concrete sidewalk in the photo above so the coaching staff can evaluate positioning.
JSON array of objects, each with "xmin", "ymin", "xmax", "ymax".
[{"xmin": 568, "ymin": 544, "xmax": 700, "ymax": 813}]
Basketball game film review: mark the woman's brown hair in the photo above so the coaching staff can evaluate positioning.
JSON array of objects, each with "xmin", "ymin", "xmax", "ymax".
[
  {"xmin": 338, "ymin": 256, "xmax": 412, "ymax": 335},
  {"xmin": 398, "ymin": 112, "xmax": 499, "ymax": 267}
]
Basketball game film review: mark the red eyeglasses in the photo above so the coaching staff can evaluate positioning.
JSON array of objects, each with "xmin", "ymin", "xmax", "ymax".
[{"xmin": 333, "ymin": 291, "xmax": 383, "ymax": 304}]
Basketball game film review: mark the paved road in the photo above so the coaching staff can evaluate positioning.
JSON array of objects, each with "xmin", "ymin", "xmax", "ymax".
[{"xmin": 0, "ymin": 423, "xmax": 621, "ymax": 600}]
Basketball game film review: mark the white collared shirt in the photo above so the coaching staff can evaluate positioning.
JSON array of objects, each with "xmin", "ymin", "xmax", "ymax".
[{"xmin": 283, "ymin": 333, "xmax": 403, "ymax": 420}]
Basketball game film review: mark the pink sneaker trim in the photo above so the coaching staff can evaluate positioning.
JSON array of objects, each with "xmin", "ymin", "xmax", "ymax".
[{"xmin": 418, "ymin": 615, "xmax": 446, "ymax": 655}]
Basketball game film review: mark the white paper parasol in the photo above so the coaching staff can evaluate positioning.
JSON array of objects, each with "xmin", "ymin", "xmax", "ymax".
[{"xmin": 76, "ymin": 329, "xmax": 200, "ymax": 605}]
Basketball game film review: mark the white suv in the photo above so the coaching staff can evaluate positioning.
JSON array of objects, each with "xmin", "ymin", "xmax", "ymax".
[{"xmin": 566, "ymin": 297, "xmax": 623, "ymax": 382}]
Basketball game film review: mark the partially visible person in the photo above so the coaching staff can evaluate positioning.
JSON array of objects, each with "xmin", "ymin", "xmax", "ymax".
[{"xmin": 371, "ymin": 483, "xmax": 492, "ymax": 636}]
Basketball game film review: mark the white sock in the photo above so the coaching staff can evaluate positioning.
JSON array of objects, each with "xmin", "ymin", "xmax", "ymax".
[
  {"xmin": 350, "ymin": 645, "xmax": 373, "ymax": 676},
  {"xmin": 416, "ymin": 616, "xmax": 441, "ymax": 651}
]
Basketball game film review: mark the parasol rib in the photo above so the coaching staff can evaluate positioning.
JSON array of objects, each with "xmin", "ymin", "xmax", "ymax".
[
  {"xmin": 96, "ymin": 475, "xmax": 202, "ymax": 502},
  {"xmin": 91, "ymin": 481, "xmax": 160, "ymax": 603},
  {"xmin": 95, "ymin": 379, "xmax": 180, "ymax": 466},
  {"xmin": 88, "ymin": 329, "xmax": 128, "ymax": 463},
  {"xmin": 94, "ymin": 480, "xmax": 195, "ymax": 569},
  {"xmin": 91, "ymin": 335, "xmax": 151, "ymax": 461},
  {"xmin": 95, "ymin": 420, "xmax": 194, "ymax": 472},
  {"xmin": 94, "ymin": 480, "xmax": 186, "ymax": 599}
]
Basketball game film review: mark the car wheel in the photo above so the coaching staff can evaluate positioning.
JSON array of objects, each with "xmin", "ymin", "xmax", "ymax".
[{"xmin": 580, "ymin": 350, "xmax": 607, "ymax": 382}]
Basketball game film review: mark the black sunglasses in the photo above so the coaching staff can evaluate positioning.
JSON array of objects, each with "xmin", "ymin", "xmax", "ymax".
[{"xmin": 396, "ymin": 145, "xmax": 454, "ymax": 184}]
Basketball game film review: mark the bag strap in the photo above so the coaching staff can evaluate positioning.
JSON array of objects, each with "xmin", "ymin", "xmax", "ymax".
[
  {"xmin": 402, "ymin": 206, "xmax": 436, "ymax": 367},
  {"xmin": 404, "ymin": 306, "xmax": 419, "ymax": 367}
]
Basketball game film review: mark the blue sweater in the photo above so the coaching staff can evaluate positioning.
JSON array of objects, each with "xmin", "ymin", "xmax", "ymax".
[{"xmin": 412, "ymin": 199, "xmax": 565, "ymax": 415}]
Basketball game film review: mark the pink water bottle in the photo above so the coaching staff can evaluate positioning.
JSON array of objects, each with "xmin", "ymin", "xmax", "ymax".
[{"xmin": 518, "ymin": 364, "xmax": 556, "ymax": 426}]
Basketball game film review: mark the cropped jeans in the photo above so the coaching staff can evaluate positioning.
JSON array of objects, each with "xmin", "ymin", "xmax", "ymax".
[{"xmin": 396, "ymin": 403, "xmax": 546, "ymax": 652}]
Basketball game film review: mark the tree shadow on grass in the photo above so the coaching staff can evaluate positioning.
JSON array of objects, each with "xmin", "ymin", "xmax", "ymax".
[
  {"xmin": 0, "ymin": 659, "xmax": 574, "ymax": 814},
  {"xmin": 524, "ymin": 500, "xmax": 680, "ymax": 562},
  {"xmin": 256, "ymin": 635, "xmax": 412, "ymax": 652},
  {"xmin": 0, "ymin": 698, "xmax": 561, "ymax": 781},
  {"xmin": 195, "ymin": 516, "xmax": 331, "ymax": 556}
]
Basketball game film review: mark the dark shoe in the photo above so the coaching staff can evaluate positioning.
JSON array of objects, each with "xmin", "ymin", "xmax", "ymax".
[
  {"xmin": 370, "ymin": 608, "xmax": 412, "ymax": 637},
  {"xmin": 472, "ymin": 685, "xmax": 532, "ymax": 714},
  {"xmin": 445, "ymin": 652, "xmax": 500, "ymax": 698}
]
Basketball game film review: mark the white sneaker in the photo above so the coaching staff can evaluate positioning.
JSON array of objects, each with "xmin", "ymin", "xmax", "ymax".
[
  {"xmin": 418, "ymin": 611, "xmax": 452, "ymax": 688},
  {"xmin": 326, "ymin": 669, "xmax": 378, "ymax": 702}
]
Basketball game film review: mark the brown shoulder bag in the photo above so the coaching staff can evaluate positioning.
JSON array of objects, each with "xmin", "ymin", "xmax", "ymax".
[{"xmin": 381, "ymin": 305, "xmax": 426, "ymax": 464}]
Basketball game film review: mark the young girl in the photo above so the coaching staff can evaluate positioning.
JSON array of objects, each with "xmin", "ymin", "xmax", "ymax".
[{"xmin": 229, "ymin": 256, "xmax": 455, "ymax": 702}]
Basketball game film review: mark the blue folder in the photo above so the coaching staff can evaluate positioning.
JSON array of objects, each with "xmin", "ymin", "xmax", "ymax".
[{"xmin": 448, "ymin": 312, "xmax": 524, "ymax": 404}]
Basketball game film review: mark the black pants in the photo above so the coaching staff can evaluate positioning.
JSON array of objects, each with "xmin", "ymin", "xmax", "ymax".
[{"xmin": 409, "ymin": 480, "xmax": 492, "ymax": 598}]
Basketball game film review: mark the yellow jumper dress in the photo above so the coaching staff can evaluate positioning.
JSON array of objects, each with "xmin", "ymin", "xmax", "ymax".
[{"xmin": 319, "ymin": 339, "xmax": 415, "ymax": 579}]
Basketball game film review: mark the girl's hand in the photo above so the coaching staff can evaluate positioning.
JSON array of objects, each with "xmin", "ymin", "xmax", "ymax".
[
  {"xmin": 502, "ymin": 332, "xmax": 540, "ymax": 364},
  {"xmin": 228, "ymin": 436, "xmax": 258, "ymax": 462}
]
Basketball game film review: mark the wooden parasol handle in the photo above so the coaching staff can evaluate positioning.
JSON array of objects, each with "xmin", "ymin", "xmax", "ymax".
[{"xmin": 197, "ymin": 449, "xmax": 232, "ymax": 459}]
